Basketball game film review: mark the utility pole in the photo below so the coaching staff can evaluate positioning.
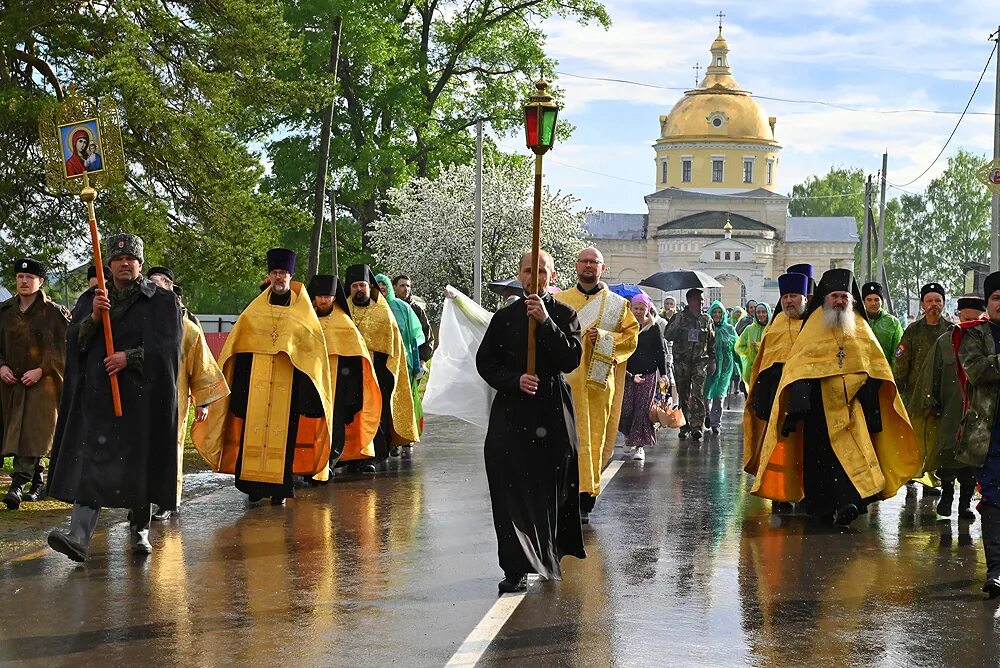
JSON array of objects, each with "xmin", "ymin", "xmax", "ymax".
[
  {"xmin": 330, "ymin": 186, "xmax": 339, "ymax": 277},
  {"xmin": 861, "ymin": 174, "xmax": 872, "ymax": 281},
  {"xmin": 473, "ymin": 120, "xmax": 483, "ymax": 304},
  {"xmin": 876, "ymin": 152, "xmax": 888, "ymax": 286},
  {"xmin": 307, "ymin": 15, "xmax": 343, "ymax": 281},
  {"xmin": 992, "ymin": 26, "xmax": 1000, "ymax": 272}
]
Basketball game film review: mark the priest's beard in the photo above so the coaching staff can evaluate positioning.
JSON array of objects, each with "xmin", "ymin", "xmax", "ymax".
[
  {"xmin": 822, "ymin": 305, "xmax": 856, "ymax": 336},
  {"xmin": 352, "ymin": 294, "xmax": 370, "ymax": 306},
  {"xmin": 315, "ymin": 304, "xmax": 334, "ymax": 317}
]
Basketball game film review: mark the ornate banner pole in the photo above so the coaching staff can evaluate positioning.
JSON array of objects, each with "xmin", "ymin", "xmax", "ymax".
[{"xmin": 39, "ymin": 86, "xmax": 126, "ymax": 416}]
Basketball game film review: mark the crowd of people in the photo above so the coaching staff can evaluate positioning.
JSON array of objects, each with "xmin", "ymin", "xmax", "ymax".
[
  {"xmin": 436, "ymin": 246, "xmax": 1000, "ymax": 599},
  {"xmin": 5, "ymin": 235, "xmax": 1000, "ymax": 602},
  {"xmin": 0, "ymin": 237, "xmax": 434, "ymax": 563}
]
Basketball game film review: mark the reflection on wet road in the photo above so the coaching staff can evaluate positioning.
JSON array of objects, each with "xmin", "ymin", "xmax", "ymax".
[{"xmin": 2, "ymin": 409, "xmax": 999, "ymax": 667}]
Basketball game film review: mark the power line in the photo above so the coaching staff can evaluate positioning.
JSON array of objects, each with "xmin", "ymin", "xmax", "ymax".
[
  {"xmin": 893, "ymin": 40, "xmax": 997, "ymax": 187},
  {"xmin": 553, "ymin": 69, "xmax": 997, "ymax": 117}
]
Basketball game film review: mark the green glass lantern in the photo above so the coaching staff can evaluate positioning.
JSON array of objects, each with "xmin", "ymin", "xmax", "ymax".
[{"xmin": 523, "ymin": 79, "xmax": 559, "ymax": 155}]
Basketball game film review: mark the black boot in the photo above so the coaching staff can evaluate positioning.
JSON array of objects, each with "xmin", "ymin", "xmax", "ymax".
[
  {"xmin": 936, "ymin": 482, "xmax": 954, "ymax": 519},
  {"xmin": 23, "ymin": 468, "xmax": 46, "ymax": 502},
  {"xmin": 3, "ymin": 474, "xmax": 30, "ymax": 510},
  {"xmin": 498, "ymin": 573, "xmax": 527, "ymax": 594},
  {"xmin": 958, "ymin": 483, "xmax": 976, "ymax": 521}
]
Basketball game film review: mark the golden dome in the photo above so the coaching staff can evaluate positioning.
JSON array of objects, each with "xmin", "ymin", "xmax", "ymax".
[{"xmin": 658, "ymin": 31, "xmax": 778, "ymax": 146}]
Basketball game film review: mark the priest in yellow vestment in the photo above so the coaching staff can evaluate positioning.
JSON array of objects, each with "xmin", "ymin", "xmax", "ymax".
[
  {"xmin": 148, "ymin": 268, "xmax": 230, "ymax": 520},
  {"xmin": 308, "ymin": 274, "xmax": 382, "ymax": 477},
  {"xmin": 749, "ymin": 269, "xmax": 920, "ymax": 526},
  {"xmin": 345, "ymin": 264, "xmax": 419, "ymax": 463},
  {"xmin": 742, "ymin": 270, "xmax": 809, "ymax": 506},
  {"xmin": 193, "ymin": 249, "xmax": 334, "ymax": 504},
  {"xmin": 554, "ymin": 247, "xmax": 638, "ymax": 522}
]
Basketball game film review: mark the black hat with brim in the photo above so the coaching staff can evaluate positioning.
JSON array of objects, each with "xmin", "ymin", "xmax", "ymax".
[{"xmin": 148, "ymin": 266, "xmax": 174, "ymax": 282}]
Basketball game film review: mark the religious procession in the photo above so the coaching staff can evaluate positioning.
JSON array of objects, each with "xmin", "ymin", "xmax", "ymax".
[{"xmin": 5, "ymin": 5, "xmax": 1000, "ymax": 666}]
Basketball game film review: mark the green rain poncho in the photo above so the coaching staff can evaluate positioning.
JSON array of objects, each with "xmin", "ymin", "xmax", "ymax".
[
  {"xmin": 734, "ymin": 302, "xmax": 772, "ymax": 381},
  {"xmin": 375, "ymin": 274, "xmax": 425, "ymax": 379},
  {"xmin": 705, "ymin": 300, "xmax": 739, "ymax": 400}
]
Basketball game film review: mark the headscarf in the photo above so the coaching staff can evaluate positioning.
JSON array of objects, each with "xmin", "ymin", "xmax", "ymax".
[
  {"xmin": 705, "ymin": 300, "xmax": 738, "ymax": 400},
  {"xmin": 375, "ymin": 273, "xmax": 426, "ymax": 376},
  {"xmin": 734, "ymin": 301, "xmax": 772, "ymax": 381}
]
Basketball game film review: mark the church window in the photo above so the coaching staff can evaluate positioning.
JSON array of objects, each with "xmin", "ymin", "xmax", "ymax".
[
  {"xmin": 712, "ymin": 118, "xmax": 722, "ymax": 127},
  {"xmin": 724, "ymin": 251, "xmax": 731, "ymax": 260},
  {"xmin": 712, "ymin": 159, "xmax": 724, "ymax": 182},
  {"xmin": 766, "ymin": 159, "xmax": 774, "ymax": 185},
  {"xmin": 661, "ymin": 159, "xmax": 668, "ymax": 183},
  {"xmin": 714, "ymin": 251, "xmax": 721, "ymax": 260},
  {"xmin": 735, "ymin": 251, "xmax": 741, "ymax": 261},
  {"xmin": 743, "ymin": 159, "xmax": 753, "ymax": 183},
  {"xmin": 716, "ymin": 57, "xmax": 723, "ymax": 66},
  {"xmin": 682, "ymin": 159, "xmax": 692, "ymax": 182}
]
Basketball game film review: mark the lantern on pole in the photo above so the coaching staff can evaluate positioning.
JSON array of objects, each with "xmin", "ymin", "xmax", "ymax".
[{"xmin": 522, "ymin": 79, "xmax": 559, "ymax": 374}]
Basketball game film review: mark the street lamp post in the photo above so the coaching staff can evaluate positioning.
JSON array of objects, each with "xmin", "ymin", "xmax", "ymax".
[{"xmin": 523, "ymin": 79, "xmax": 559, "ymax": 374}]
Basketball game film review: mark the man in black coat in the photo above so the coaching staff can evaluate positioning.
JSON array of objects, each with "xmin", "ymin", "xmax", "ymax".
[
  {"xmin": 47, "ymin": 234, "xmax": 182, "ymax": 562},
  {"xmin": 476, "ymin": 250, "xmax": 586, "ymax": 594}
]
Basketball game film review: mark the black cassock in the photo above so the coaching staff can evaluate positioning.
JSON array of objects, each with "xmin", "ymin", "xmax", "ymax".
[
  {"xmin": 49, "ymin": 280, "xmax": 182, "ymax": 510},
  {"xmin": 476, "ymin": 295, "xmax": 586, "ymax": 579}
]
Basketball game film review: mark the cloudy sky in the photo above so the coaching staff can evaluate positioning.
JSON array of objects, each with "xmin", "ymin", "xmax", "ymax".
[{"xmin": 503, "ymin": 0, "xmax": 998, "ymax": 213}]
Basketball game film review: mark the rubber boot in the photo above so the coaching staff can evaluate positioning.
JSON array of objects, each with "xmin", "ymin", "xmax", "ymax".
[
  {"xmin": 48, "ymin": 504, "xmax": 100, "ymax": 562},
  {"xmin": 3, "ymin": 474, "xmax": 30, "ymax": 510},
  {"xmin": 980, "ymin": 504, "xmax": 1000, "ymax": 598},
  {"xmin": 936, "ymin": 482, "xmax": 954, "ymax": 519}
]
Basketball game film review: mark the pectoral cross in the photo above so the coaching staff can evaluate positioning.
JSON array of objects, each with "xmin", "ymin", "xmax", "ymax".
[
  {"xmin": 836, "ymin": 347, "xmax": 845, "ymax": 368},
  {"xmin": 271, "ymin": 326, "xmax": 279, "ymax": 344}
]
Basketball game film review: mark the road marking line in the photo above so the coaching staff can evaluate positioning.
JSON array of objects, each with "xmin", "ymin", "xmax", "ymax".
[{"xmin": 444, "ymin": 457, "xmax": 627, "ymax": 667}]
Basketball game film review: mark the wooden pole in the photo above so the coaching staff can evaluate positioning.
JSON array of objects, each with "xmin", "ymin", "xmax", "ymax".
[
  {"xmin": 80, "ymin": 172, "xmax": 122, "ymax": 417},
  {"xmin": 526, "ymin": 152, "xmax": 543, "ymax": 375},
  {"xmin": 992, "ymin": 26, "xmax": 1000, "ymax": 271},
  {"xmin": 473, "ymin": 120, "xmax": 483, "ymax": 304},
  {"xmin": 307, "ymin": 15, "xmax": 344, "ymax": 280},
  {"xmin": 876, "ymin": 152, "xmax": 888, "ymax": 285}
]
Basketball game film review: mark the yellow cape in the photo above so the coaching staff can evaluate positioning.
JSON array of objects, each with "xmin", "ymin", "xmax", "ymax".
[
  {"xmin": 193, "ymin": 282, "xmax": 335, "ymax": 480},
  {"xmin": 318, "ymin": 307, "xmax": 381, "ymax": 462},
  {"xmin": 742, "ymin": 311, "xmax": 801, "ymax": 474},
  {"xmin": 750, "ymin": 308, "xmax": 920, "ymax": 502},
  {"xmin": 175, "ymin": 316, "xmax": 230, "ymax": 499},
  {"xmin": 554, "ymin": 286, "xmax": 639, "ymax": 497},
  {"xmin": 349, "ymin": 297, "xmax": 419, "ymax": 445}
]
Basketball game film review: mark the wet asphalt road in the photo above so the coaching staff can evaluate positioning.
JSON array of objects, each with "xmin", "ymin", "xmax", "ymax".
[{"xmin": 2, "ymin": 406, "xmax": 1000, "ymax": 667}]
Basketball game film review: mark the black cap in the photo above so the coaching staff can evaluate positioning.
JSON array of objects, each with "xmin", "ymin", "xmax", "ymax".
[
  {"xmin": 861, "ymin": 282, "xmax": 883, "ymax": 298},
  {"xmin": 308, "ymin": 274, "xmax": 336, "ymax": 296},
  {"xmin": 13, "ymin": 258, "xmax": 46, "ymax": 279},
  {"xmin": 344, "ymin": 264, "xmax": 380, "ymax": 301},
  {"xmin": 920, "ymin": 283, "xmax": 945, "ymax": 300},
  {"xmin": 984, "ymin": 272, "xmax": 1000, "ymax": 300},
  {"xmin": 106, "ymin": 234, "xmax": 144, "ymax": 262},
  {"xmin": 958, "ymin": 296, "xmax": 986, "ymax": 312},
  {"xmin": 147, "ymin": 266, "xmax": 173, "ymax": 282},
  {"xmin": 685, "ymin": 288, "xmax": 703, "ymax": 300},
  {"xmin": 266, "ymin": 248, "xmax": 296, "ymax": 274},
  {"xmin": 172, "ymin": 285, "xmax": 183, "ymax": 297}
]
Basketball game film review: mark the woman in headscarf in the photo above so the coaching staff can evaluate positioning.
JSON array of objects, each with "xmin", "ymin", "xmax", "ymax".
[
  {"xmin": 375, "ymin": 273, "xmax": 426, "ymax": 430},
  {"xmin": 618, "ymin": 294, "xmax": 666, "ymax": 461},
  {"xmin": 705, "ymin": 300, "xmax": 739, "ymax": 435},
  {"xmin": 734, "ymin": 302, "xmax": 772, "ymax": 382}
]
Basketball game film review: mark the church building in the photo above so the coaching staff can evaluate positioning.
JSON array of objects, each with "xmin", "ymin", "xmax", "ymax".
[{"xmin": 586, "ymin": 25, "xmax": 858, "ymax": 307}]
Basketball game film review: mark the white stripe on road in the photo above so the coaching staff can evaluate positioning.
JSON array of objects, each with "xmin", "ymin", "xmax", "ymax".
[{"xmin": 444, "ymin": 456, "xmax": 626, "ymax": 667}]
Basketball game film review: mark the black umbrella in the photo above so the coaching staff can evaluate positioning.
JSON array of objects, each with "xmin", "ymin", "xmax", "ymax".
[{"xmin": 639, "ymin": 270, "xmax": 723, "ymax": 292}]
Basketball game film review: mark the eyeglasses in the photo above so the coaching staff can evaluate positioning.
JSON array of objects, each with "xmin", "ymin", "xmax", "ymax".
[{"xmin": 577, "ymin": 259, "xmax": 601, "ymax": 265}]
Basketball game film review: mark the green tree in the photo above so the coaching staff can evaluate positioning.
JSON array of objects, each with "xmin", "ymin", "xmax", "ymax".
[
  {"xmin": 788, "ymin": 166, "xmax": 866, "ymax": 221},
  {"xmin": 1, "ymin": 0, "xmax": 311, "ymax": 311},
  {"xmin": 267, "ymin": 0, "xmax": 610, "ymax": 255},
  {"xmin": 925, "ymin": 148, "xmax": 991, "ymax": 295}
]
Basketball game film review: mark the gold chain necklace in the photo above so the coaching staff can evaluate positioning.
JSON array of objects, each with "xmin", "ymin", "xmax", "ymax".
[{"xmin": 267, "ymin": 296, "xmax": 288, "ymax": 345}]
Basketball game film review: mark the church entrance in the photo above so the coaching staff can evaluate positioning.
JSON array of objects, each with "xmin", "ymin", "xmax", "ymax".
[{"xmin": 710, "ymin": 274, "xmax": 745, "ymax": 308}]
